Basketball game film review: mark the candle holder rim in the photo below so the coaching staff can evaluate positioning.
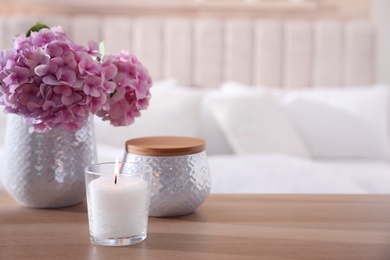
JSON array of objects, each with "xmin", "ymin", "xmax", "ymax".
[{"xmin": 84, "ymin": 161, "xmax": 152, "ymax": 176}]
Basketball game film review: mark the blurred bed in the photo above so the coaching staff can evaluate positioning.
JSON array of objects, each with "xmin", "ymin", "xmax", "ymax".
[{"xmin": 0, "ymin": 0, "xmax": 390, "ymax": 194}]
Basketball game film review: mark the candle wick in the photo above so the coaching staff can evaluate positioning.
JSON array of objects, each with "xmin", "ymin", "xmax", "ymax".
[{"xmin": 114, "ymin": 158, "xmax": 120, "ymax": 185}]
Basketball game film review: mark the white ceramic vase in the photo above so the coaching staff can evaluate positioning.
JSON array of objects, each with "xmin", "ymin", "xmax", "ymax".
[{"xmin": 2, "ymin": 114, "xmax": 97, "ymax": 208}]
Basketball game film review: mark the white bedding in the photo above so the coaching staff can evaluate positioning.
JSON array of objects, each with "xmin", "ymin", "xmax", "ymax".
[
  {"xmin": 95, "ymin": 145, "xmax": 390, "ymax": 194},
  {"xmin": 208, "ymin": 154, "xmax": 390, "ymax": 194},
  {"xmin": 92, "ymin": 146, "xmax": 390, "ymax": 194},
  {"xmin": 96, "ymin": 145, "xmax": 390, "ymax": 194},
  {"xmin": 1, "ymin": 145, "xmax": 390, "ymax": 195}
]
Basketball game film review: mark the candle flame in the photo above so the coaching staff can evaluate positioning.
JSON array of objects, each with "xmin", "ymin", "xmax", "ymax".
[{"xmin": 114, "ymin": 158, "xmax": 119, "ymax": 184}]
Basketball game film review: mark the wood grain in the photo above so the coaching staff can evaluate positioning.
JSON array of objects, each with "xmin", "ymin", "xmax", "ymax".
[
  {"xmin": 125, "ymin": 136, "xmax": 205, "ymax": 156},
  {"xmin": 1, "ymin": 194, "xmax": 390, "ymax": 259}
]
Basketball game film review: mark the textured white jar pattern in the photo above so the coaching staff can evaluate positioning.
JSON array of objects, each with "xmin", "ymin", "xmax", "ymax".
[
  {"xmin": 3, "ymin": 114, "xmax": 97, "ymax": 208},
  {"xmin": 124, "ymin": 151, "xmax": 211, "ymax": 217}
]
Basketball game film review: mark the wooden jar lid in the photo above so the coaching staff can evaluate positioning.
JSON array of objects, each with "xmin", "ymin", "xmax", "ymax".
[{"xmin": 125, "ymin": 136, "xmax": 206, "ymax": 156}]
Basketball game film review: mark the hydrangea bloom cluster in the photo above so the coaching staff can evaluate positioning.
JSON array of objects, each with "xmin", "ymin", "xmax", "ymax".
[
  {"xmin": 96, "ymin": 52, "xmax": 152, "ymax": 126},
  {"xmin": 0, "ymin": 26, "xmax": 152, "ymax": 132}
]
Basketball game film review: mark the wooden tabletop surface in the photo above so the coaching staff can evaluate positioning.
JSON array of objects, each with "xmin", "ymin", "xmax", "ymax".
[{"xmin": 1, "ymin": 194, "xmax": 390, "ymax": 260}]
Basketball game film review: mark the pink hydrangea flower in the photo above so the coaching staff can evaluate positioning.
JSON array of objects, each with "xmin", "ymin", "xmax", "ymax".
[
  {"xmin": 96, "ymin": 51, "xmax": 152, "ymax": 126},
  {"xmin": 0, "ymin": 25, "xmax": 153, "ymax": 132}
]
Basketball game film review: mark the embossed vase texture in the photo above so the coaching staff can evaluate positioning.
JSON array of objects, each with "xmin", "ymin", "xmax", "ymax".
[
  {"xmin": 2, "ymin": 114, "xmax": 97, "ymax": 208},
  {"xmin": 124, "ymin": 136, "xmax": 211, "ymax": 217}
]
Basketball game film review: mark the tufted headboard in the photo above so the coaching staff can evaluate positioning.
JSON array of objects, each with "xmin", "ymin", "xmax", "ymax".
[{"xmin": 0, "ymin": 0, "xmax": 389, "ymax": 89}]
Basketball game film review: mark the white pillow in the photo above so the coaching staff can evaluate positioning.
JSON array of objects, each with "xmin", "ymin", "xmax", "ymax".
[
  {"xmin": 94, "ymin": 80, "xmax": 203, "ymax": 148},
  {"xmin": 199, "ymin": 90, "xmax": 234, "ymax": 155},
  {"xmin": 281, "ymin": 84, "xmax": 390, "ymax": 160},
  {"xmin": 198, "ymin": 82, "xmax": 265, "ymax": 155},
  {"xmin": 209, "ymin": 90, "xmax": 310, "ymax": 158}
]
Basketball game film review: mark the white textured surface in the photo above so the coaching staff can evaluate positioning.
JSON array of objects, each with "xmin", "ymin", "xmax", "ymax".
[
  {"xmin": 2, "ymin": 114, "xmax": 96, "ymax": 207},
  {"xmin": 125, "ymin": 152, "xmax": 211, "ymax": 217}
]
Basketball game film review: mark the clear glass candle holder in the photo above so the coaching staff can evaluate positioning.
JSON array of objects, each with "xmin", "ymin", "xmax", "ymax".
[{"xmin": 84, "ymin": 162, "xmax": 152, "ymax": 246}]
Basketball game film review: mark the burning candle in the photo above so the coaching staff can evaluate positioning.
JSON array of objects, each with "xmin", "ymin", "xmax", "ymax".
[{"xmin": 85, "ymin": 161, "xmax": 152, "ymax": 246}]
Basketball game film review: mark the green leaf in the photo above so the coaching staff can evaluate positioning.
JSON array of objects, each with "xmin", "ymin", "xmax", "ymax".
[{"xmin": 26, "ymin": 22, "xmax": 50, "ymax": 37}]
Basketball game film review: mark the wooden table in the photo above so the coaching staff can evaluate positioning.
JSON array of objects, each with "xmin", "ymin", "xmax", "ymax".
[{"xmin": 1, "ymin": 194, "xmax": 390, "ymax": 260}]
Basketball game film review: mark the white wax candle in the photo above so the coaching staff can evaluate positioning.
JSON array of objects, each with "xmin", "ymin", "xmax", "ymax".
[{"xmin": 89, "ymin": 176, "xmax": 148, "ymax": 239}]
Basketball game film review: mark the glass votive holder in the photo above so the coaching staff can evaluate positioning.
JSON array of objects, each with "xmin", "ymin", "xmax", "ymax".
[{"xmin": 84, "ymin": 161, "xmax": 152, "ymax": 246}]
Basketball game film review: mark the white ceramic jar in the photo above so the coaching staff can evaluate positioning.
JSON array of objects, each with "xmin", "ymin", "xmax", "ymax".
[{"xmin": 123, "ymin": 136, "xmax": 211, "ymax": 217}]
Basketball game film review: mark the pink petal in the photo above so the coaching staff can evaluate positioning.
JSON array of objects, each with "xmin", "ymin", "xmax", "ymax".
[
  {"xmin": 103, "ymin": 64, "xmax": 118, "ymax": 80},
  {"xmin": 42, "ymin": 100, "xmax": 56, "ymax": 110},
  {"xmin": 26, "ymin": 102, "xmax": 39, "ymax": 112},
  {"xmin": 34, "ymin": 64, "xmax": 49, "ymax": 76},
  {"xmin": 61, "ymin": 70, "xmax": 76, "ymax": 85},
  {"xmin": 42, "ymin": 75, "xmax": 58, "ymax": 85}
]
